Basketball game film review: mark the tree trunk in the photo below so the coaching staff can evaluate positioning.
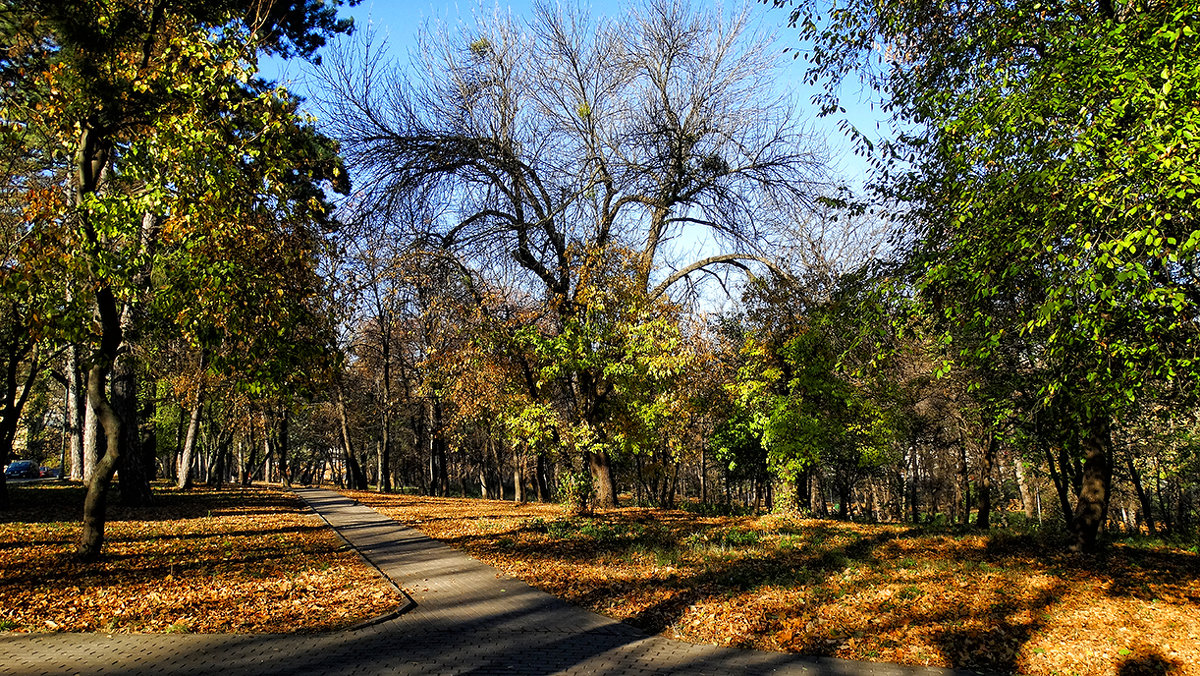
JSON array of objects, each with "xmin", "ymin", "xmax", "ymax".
[
  {"xmin": 535, "ymin": 453, "xmax": 550, "ymax": 502},
  {"xmin": 587, "ymin": 449, "xmax": 618, "ymax": 508},
  {"xmin": 336, "ymin": 393, "xmax": 368, "ymax": 490},
  {"xmin": 958, "ymin": 439, "xmax": 972, "ymax": 526},
  {"xmin": 1126, "ymin": 452, "xmax": 1156, "ymax": 535},
  {"xmin": 78, "ymin": 355, "xmax": 123, "ymax": 560},
  {"xmin": 66, "ymin": 347, "xmax": 86, "ymax": 481},
  {"xmin": 1042, "ymin": 439, "xmax": 1076, "ymax": 531},
  {"xmin": 112, "ymin": 354, "xmax": 151, "ymax": 506},
  {"xmin": 1071, "ymin": 414, "xmax": 1113, "ymax": 552},
  {"xmin": 177, "ymin": 380, "xmax": 205, "ymax": 489},
  {"xmin": 1014, "ymin": 458, "xmax": 1036, "ymax": 520},
  {"xmin": 976, "ymin": 434, "xmax": 996, "ymax": 530},
  {"xmin": 277, "ymin": 407, "xmax": 290, "ymax": 487}
]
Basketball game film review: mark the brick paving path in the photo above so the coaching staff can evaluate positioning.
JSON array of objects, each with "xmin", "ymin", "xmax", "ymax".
[{"xmin": 0, "ymin": 488, "xmax": 984, "ymax": 676}]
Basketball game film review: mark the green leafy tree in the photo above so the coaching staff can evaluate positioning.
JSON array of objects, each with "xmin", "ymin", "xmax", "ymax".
[
  {"xmin": 1, "ymin": 0, "xmax": 351, "ymax": 557},
  {"xmin": 785, "ymin": 0, "xmax": 1200, "ymax": 550}
]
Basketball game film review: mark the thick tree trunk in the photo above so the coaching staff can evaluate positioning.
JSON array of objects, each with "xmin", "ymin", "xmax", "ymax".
[
  {"xmin": 587, "ymin": 449, "xmax": 618, "ymax": 508},
  {"xmin": 113, "ymin": 355, "xmax": 151, "ymax": 506},
  {"xmin": 1071, "ymin": 414, "xmax": 1113, "ymax": 552},
  {"xmin": 427, "ymin": 398, "xmax": 448, "ymax": 496},
  {"xmin": 837, "ymin": 480, "xmax": 850, "ymax": 520},
  {"xmin": 78, "ymin": 354, "xmax": 123, "ymax": 560}
]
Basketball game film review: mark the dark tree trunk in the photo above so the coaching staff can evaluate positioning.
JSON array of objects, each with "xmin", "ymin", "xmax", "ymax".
[
  {"xmin": 242, "ymin": 422, "xmax": 259, "ymax": 487},
  {"xmin": 1071, "ymin": 414, "xmax": 1113, "ymax": 552},
  {"xmin": 587, "ymin": 449, "xmax": 618, "ymax": 508},
  {"xmin": 1042, "ymin": 438, "xmax": 1076, "ymax": 531},
  {"xmin": 113, "ymin": 355, "xmax": 150, "ymax": 506},
  {"xmin": 535, "ymin": 453, "xmax": 550, "ymax": 502},
  {"xmin": 0, "ymin": 337, "xmax": 39, "ymax": 509},
  {"xmin": 976, "ymin": 434, "xmax": 997, "ymax": 530},
  {"xmin": 908, "ymin": 450, "xmax": 920, "ymax": 523},
  {"xmin": 429, "ymin": 399, "xmax": 448, "ymax": 496},
  {"xmin": 958, "ymin": 440, "xmax": 972, "ymax": 526},
  {"xmin": 139, "ymin": 381, "xmax": 156, "ymax": 481},
  {"xmin": 837, "ymin": 480, "xmax": 850, "ymax": 520},
  {"xmin": 1126, "ymin": 452, "xmax": 1156, "ymax": 535},
  {"xmin": 336, "ymin": 392, "xmax": 368, "ymax": 490},
  {"xmin": 78, "ymin": 326, "xmax": 123, "ymax": 561},
  {"xmin": 278, "ymin": 407, "xmax": 290, "ymax": 487}
]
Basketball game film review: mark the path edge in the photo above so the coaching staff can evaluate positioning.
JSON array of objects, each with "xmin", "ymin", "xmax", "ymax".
[{"xmin": 292, "ymin": 487, "xmax": 417, "ymax": 629}]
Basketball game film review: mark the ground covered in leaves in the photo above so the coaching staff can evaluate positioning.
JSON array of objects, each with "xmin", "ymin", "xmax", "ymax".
[
  {"xmin": 0, "ymin": 482, "xmax": 402, "ymax": 633},
  {"xmin": 342, "ymin": 490, "xmax": 1199, "ymax": 676}
]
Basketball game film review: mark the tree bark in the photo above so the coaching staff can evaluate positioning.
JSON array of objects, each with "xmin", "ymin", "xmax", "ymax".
[
  {"xmin": 587, "ymin": 449, "xmax": 618, "ymax": 508},
  {"xmin": 535, "ymin": 453, "xmax": 550, "ymax": 502},
  {"xmin": 66, "ymin": 347, "xmax": 86, "ymax": 481},
  {"xmin": 177, "ymin": 379, "xmax": 205, "ymax": 489},
  {"xmin": 976, "ymin": 433, "xmax": 996, "ymax": 529},
  {"xmin": 1071, "ymin": 414, "xmax": 1113, "ymax": 552},
  {"xmin": 277, "ymin": 407, "xmax": 290, "ymax": 487},
  {"xmin": 78, "ymin": 340, "xmax": 123, "ymax": 561},
  {"xmin": 112, "ymin": 356, "xmax": 150, "ymax": 506},
  {"xmin": 1126, "ymin": 452, "xmax": 1156, "ymax": 535},
  {"xmin": 1014, "ymin": 457, "xmax": 1036, "ymax": 520},
  {"xmin": 336, "ymin": 392, "xmax": 368, "ymax": 490}
]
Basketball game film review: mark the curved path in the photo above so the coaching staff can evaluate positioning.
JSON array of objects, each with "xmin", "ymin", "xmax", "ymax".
[{"xmin": 1, "ymin": 488, "xmax": 982, "ymax": 676}]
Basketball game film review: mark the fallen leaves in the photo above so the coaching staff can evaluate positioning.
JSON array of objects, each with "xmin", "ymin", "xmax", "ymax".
[
  {"xmin": 0, "ymin": 483, "xmax": 402, "ymax": 633},
  {"xmin": 341, "ymin": 490, "xmax": 1199, "ymax": 676}
]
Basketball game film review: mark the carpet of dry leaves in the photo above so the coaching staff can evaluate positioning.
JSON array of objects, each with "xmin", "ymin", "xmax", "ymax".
[
  {"xmin": 0, "ymin": 482, "xmax": 402, "ymax": 633},
  {"xmin": 341, "ymin": 490, "xmax": 1199, "ymax": 676}
]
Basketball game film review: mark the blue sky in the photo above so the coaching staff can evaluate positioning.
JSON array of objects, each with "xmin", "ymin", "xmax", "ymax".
[{"xmin": 264, "ymin": 0, "xmax": 885, "ymax": 188}]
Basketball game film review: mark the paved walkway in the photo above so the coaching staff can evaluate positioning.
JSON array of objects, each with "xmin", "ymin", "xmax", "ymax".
[{"xmin": 1, "ymin": 488, "xmax": 982, "ymax": 676}]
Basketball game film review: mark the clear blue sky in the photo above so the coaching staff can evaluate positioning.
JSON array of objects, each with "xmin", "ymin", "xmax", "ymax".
[{"xmin": 264, "ymin": 0, "xmax": 883, "ymax": 188}]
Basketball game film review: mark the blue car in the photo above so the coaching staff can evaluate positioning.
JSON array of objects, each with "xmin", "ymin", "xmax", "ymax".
[{"xmin": 4, "ymin": 460, "xmax": 40, "ymax": 479}]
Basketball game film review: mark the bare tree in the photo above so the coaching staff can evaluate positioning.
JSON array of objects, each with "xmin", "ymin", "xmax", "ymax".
[{"xmin": 313, "ymin": 0, "xmax": 830, "ymax": 506}]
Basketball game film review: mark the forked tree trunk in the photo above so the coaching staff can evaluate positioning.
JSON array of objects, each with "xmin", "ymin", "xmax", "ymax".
[{"xmin": 1126, "ymin": 453, "xmax": 1156, "ymax": 535}]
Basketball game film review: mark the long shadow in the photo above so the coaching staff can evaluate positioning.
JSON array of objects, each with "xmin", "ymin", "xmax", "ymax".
[
  {"xmin": 1117, "ymin": 648, "xmax": 1185, "ymax": 675},
  {"xmin": 413, "ymin": 513, "xmax": 1096, "ymax": 674},
  {"xmin": 1, "ymin": 484, "xmax": 308, "ymax": 525}
]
